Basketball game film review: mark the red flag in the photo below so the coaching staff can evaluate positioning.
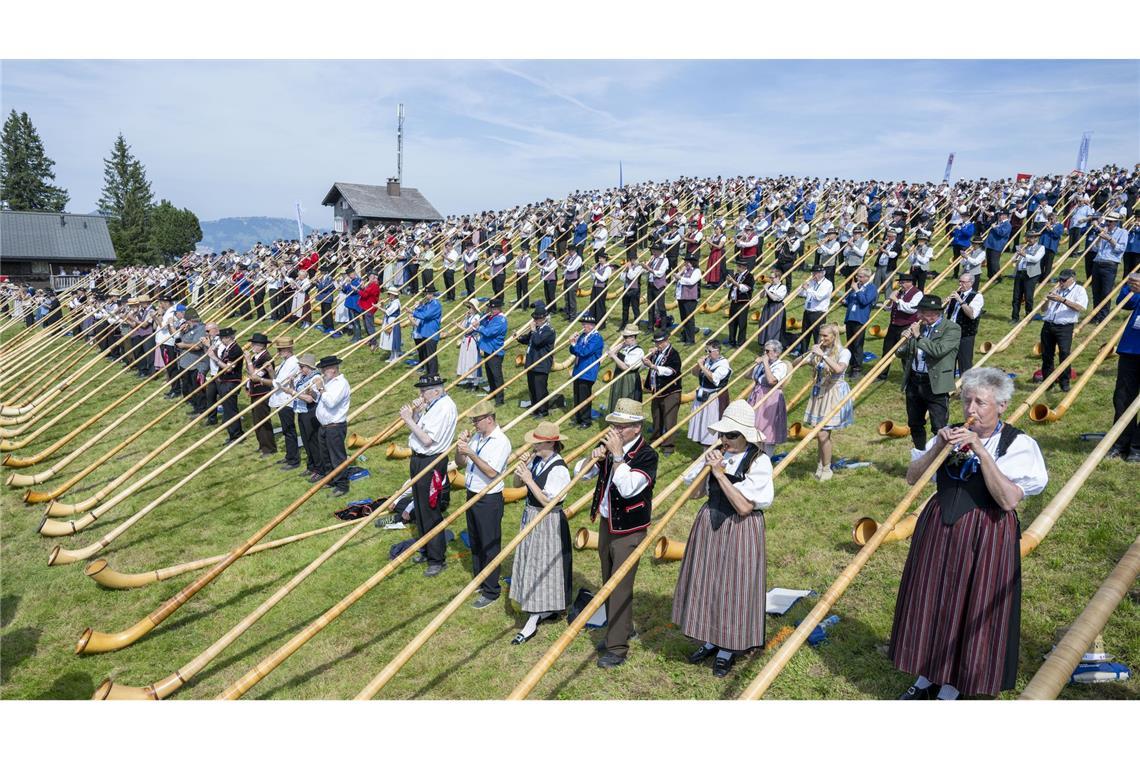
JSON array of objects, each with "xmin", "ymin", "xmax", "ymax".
[{"xmin": 1016, "ymin": 173, "xmax": 1032, "ymax": 182}]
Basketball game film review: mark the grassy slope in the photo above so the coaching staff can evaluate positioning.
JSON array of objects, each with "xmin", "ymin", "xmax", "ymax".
[{"xmin": 1, "ymin": 246, "xmax": 1137, "ymax": 701}]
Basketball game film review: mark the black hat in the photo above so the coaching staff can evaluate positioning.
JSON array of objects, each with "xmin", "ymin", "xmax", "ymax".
[
  {"xmin": 250, "ymin": 332, "xmax": 270, "ymax": 345},
  {"xmin": 653, "ymin": 330, "xmax": 670, "ymax": 342},
  {"xmin": 488, "ymin": 297, "xmax": 503, "ymax": 309},
  {"xmin": 219, "ymin": 327, "xmax": 236, "ymax": 338},
  {"xmin": 916, "ymin": 232, "xmax": 930, "ymax": 241},
  {"xmin": 897, "ymin": 271, "xmax": 915, "ymax": 281},
  {"xmin": 578, "ymin": 312, "xmax": 597, "ymax": 323},
  {"xmin": 414, "ymin": 373, "xmax": 445, "ymax": 388},
  {"xmin": 810, "ymin": 264, "xmax": 825, "ymax": 273},
  {"xmin": 316, "ymin": 355, "xmax": 342, "ymax": 369},
  {"xmin": 531, "ymin": 301, "xmax": 548, "ymax": 318},
  {"xmin": 683, "ymin": 253, "xmax": 699, "ymax": 262},
  {"xmin": 1058, "ymin": 268, "xmax": 1077, "ymax": 280},
  {"xmin": 917, "ymin": 294, "xmax": 943, "ymax": 311},
  {"xmin": 423, "ymin": 284, "xmax": 439, "ymax": 294}
]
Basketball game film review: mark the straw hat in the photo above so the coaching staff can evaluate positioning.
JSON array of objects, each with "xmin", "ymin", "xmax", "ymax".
[
  {"xmin": 620, "ymin": 325, "xmax": 640, "ymax": 338},
  {"xmin": 523, "ymin": 421, "xmax": 568, "ymax": 445},
  {"xmin": 708, "ymin": 399, "xmax": 765, "ymax": 443},
  {"xmin": 605, "ymin": 397, "xmax": 645, "ymax": 424},
  {"xmin": 274, "ymin": 336, "xmax": 294, "ymax": 349},
  {"xmin": 467, "ymin": 399, "xmax": 496, "ymax": 419},
  {"xmin": 298, "ymin": 353, "xmax": 318, "ymax": 368}
]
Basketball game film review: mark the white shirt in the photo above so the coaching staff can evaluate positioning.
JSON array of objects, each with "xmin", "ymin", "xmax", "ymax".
[
  {"xmin": 315, "ymin": 374, "xmax": 350, "ymax": 425},
  {"xmin": 949, "ymin": 290, "xmax": 984, "ymax": 322},
  {"xmin": 463, "ymin": 425, "xmax": 512, "ymax": 495},
  {"xmin": 764, "ymin": 281, "xmax": 788, "ymax": 303},
  {"xmin": 844, "ymin": 238, "xmax": 869, "ymax": 266},
  {"xmin": 682, "ymin": 447, "xmax": 774, "ymax": 510},
  {"xmin": 911, "ymin": 425, "xmax": 1048, "ymax": 501},
  {"xmin": 1016, "ymin": 243, "xmax": 1046, "ymax": 271},
  {"xmin": 529, "ymin": 453, "xmax": 571, "ymax": 502},
  {"xmin": 409, "ymin": 393, "xmax": 458, "ymax": 455},
  {"xmin": 800, "ymin": 277, "xmax": 833, "ymax": 312},
  {"xmin": 592, "ymin": 263, "xmax": 613, "ymax": 286},
  {"xmin": 614, "ymin": 344, "xmax": 645, "ymax": 370},
  {"xmin": 592, "ymin": 226, "xmax": 609, "ymax": 251},
  {"xmin": 621, "ymin": 263, "xmax": 644, "ymax": 287},
  {"xmin": 894, "ymin": 288, "xmax": 924, "ymax": 314},
  {"xmin": 268, "ymin": 354, "xmax": 301, "ymax": 409},
  {"xmin": 1042, "ymin": 283, "xmax": 1088, "ymax": 325},
  {"xmin": 574, "ymin": 437, "xmax": 651, "ymax": 519},
  {"xmin": 675, "ymin": 266, "xmax": 702, "ymax": 298}
]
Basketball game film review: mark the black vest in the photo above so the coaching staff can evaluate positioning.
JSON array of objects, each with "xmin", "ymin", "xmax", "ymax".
[
  {"xmin": 644, "ymin": 345, "xmax": 682, "ymax": 394},
  {"xmin": 526, "ymin": 454, "xmax": 567, "ymax": 511},
  {"xmin": 590, "ymin": 436, "xmax": 658, "ymax": 534},
  {"xmin": 948, "ymin": 290, "xmax": 981, "ymax": 337},
  {"xmin": 696, "ymin": 358, "xmax": 731, "ymax": 401},
  {"xmin": 934, "ymin": 422, "xmax": 1022, "ymax": 525},
  {"xmin": 707, "ymin": 444, "xmax": 762, "ymax": 530}
]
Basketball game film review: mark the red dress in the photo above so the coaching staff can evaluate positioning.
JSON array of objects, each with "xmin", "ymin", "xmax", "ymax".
[{"xmin": 705, "ymin": 233, "xmax": 727, "ymax": 285}]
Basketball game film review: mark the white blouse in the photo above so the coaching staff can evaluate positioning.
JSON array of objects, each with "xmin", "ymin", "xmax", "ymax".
[
  {"xmin": 683, "ymin": 448, "xmax": 775, "ymax": 511},
  {"xmin": 911, "ymin": 425, "xmax": 1048, "ymax": 500}
]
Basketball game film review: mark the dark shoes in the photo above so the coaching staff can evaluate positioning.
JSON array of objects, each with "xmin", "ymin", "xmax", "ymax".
[
  {"xmin": 596, "ymin": 652, "xmax": 627, "ymax": 669},
  {"xmin": 331, "ymin": 486, "xmax": 349, "ymax": 497},
  {"xmin": 280, "ymin": 462, "xmax": 300, "ymax": 471},
  {"xmin": 472, "ymin": 594, "xmax": 497, "ymax": 609},
  {"xmin": 712, "ymin": 653, "xmax": 735, "ymax": 678},
  {"xmin": 899, "ymin": 683, "xmax": 940, "ymax": 700},
  {"xmin": 687, "ymin": 644, "xmax": 717, "ymax": 664},
  {"xmin": 511, "ymin": 629, "xmax": 536, "ymax": 646},
  {"xmin": 1107, "ymin": 445, "xmax": 1126, "ymax": 460},
  {"xmin": 1127, "ymin": 449, "xmax": 1140, "ymax": 464},
  {"xmin": 423, "ymin": 563, "xmax": 446, "ymax": 578}
]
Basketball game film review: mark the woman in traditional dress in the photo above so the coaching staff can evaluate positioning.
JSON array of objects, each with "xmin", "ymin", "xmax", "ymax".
[
  {"xmin": 757, "ymin": 263, "xmax": 788, "ymax": 347},
  {"xmin": 747, "ymin": 339, "xmax": 789, "ymax": 456},
  {"xmin": 377, "ymin": 286, "xmax": 402, "ymax": 363},
  {"xmin": 509, "ymin": 421, "xmax": 573, "ymax": 645},
  {"xmin": 606, "ymin": 325, "xmax": 645, "ymax": 414},
  {"xmin": 673, "ymin": 399, "xmax": 774, "ymax": 677},
  {"xmin": 456, "ymin": 298, "xmax": 482, "ymax": 388},
  {"xmin": 705, "ymin": 219, "xmax": 728, "ymax": 287},
  {"xmin": 289, "ymin": 267, "xmax": 311, "ymax": 325},
  {"xmin": 891, "ymin": 367, "xmax": 1048, "ymax": 700},
  {"xmin": 687, "ymin": 340, "xmax": 732, "ymax": 445},
  {"xmin": 800, "ymin": 322, "xmax": 853, "ymax": 481}
]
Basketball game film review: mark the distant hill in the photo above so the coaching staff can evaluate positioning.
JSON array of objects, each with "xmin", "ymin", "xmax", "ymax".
[{"xmin": 199, "ymin": 217, "xmax": 329, "ymax": 253}]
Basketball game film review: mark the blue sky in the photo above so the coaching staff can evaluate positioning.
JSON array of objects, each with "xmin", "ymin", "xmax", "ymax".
[{"xmin": 2, "ymin": 60, "xmax": 1136, "ymax": 224}]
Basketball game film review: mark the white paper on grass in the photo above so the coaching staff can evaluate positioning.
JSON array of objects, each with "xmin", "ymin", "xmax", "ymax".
[{"xmin": 766, "ymin": 588, "xmax": 815, "ymax": 615}]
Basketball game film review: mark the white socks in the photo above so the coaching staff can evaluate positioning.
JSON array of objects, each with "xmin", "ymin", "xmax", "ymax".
[
  {"xmin": 519, "ymin": 612, "xmax": 556, "ymax": 638},
  {"xmin": 937, "ymin": 685, "xmax": 960, "ymax": 700},
  {"xmin": 915, "ymin": 676, "xmax": 933, "ymax": 689}
]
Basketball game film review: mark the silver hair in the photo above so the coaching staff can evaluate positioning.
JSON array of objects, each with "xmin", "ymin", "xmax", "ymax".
[
  {"xmin": 959, "ymin": 272, "xmax": 976, "ymax": 285},
  {"xmin": 763, "ymin": 339, "xmax": 784, "ymax": 353},
  {"xmin": 959, "ymin": 367, "xmax": 1014, "ymax": 405}
]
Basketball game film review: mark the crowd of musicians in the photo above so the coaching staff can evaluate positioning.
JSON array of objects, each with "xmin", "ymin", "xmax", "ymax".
[{"xmin": 5, "ymin": 163, "xmax": 1140, "ymax": 698}]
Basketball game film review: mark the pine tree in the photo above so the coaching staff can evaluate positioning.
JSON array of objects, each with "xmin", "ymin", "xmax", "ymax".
[
  {"xmin": 0, "ymin": 110, "xmax": 70, "ymax": 211},
  {"xmin": 98, "ymin": 133, "xmax": 155, "ymax": 264}
]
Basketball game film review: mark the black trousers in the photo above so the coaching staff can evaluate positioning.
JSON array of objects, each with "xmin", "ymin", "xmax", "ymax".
[
  {"xmin": 321, "ymin": 301, "xmax": 334, "ymax": 330},
  {"xmin": 912, "ymin": 267, "xmax": 928, "ymax": 292},
  {"xmin": 590, "ymin": 285, "xmax": 607, "ymax": 326},
  {"xmin": 492, "ymin": 273, "xmax": 506, "ymax": 300},
  {"xmin": 647, "ymin": 282, "xmax": 666, "ymax": 326},
  {"xmin": 203, "ymin": 379, "xmax": 219, "ymax": 423},
  {"xmin": 515, "ymin": 273, "xmax": 530, "ymax": 307},
  {"xmin": 573, "ymin": 379, "xmax": 594, "ymax": 424},
  {"xmin": 464, "ymin": 271, "xmax": 476, "ymax": 295},
  {"xmin": 564, "ymin": 279, "xmax": 578, "ymax": 318},
  {"xmin": 1091, "ymin": 262, "xmax": 1118, "ymax": 322},
  {"xmin": 443, "ymin": 269, "xmax": 456, "ymax": 300},
  {"xmin": 651, "ymin": 389, "xmax": 680, "ymax": 453},
  {"xmin": 957, "ymin": 333, "xmax": 976, "ymax": 376},
  {"xmin": 216, "ymin": 380, "xmax": 242, "ymax": 441},
  {"xmin": 410, "ymin": 453, "xmax": 451, "ymax": 565},
  {"xmin": 879, "ymin": 323, "xmax": 907, "ymax": 380},
  {"xmin": 1125, "ymin": 252, "xmax": 1140, "ymax": 281},
  {"xmin": 254, "ymin": 290, "xmax": 266, "ymax": 319},
  {"xmin": 801, "ymin": 309, "xmax": 826, "ymax": 349},
  {"xmin": 527, "ymin": 370, "xmax": 550, "ymax": 414},
  {"xmin": 544, "ymin": 279, "xmax": 557, "ymax": 306},
  {"xmin": 728, "ymin": 300, "xmax": 749, "ymax": 347},
  {"xmin": 465, "ymin": 490, "xmax": 505, "ymax": 600},
  {"xmin": 421, "ymin": 268, "xmax": 434, "ymax": 292},
  {"xmin": 278, "ymin": 406, "xmax": 300, "ymax": 465},
  {"xmin": 845, "ymin": 320, "xmax": 867, "ymax": 376},
  {"xmin": 180, "ymin": 368, "xmax": 205, "ymax": 412},
  {"xmin": 1011, "ymin": 271, "xmax": 1040, "ymax": 320},
  {"xmin": 405, "ymin": 263, "xmax": 419, "ymax": 291},
  {"xmin": 484, "ymin": 353, "xmax": 504, "ymax": 403},
  {"xmin": 318, "ymin": 422, "xmax": 348, "ymax": 489},
  {"xmin": 162, "ymin": 345, "xmax": 180, "ymax": 393},
  {"xmin": 622, "ymin": 289, "xmax": 641, "ymax": 328},
  {"xmin": 985, "ymin": 248, "xmax": 1003, "ymax": 280},
  {"xmin": 416, "ymin": 338, "xmax": 439, "ymax": 375},
  {"xmin": 905, "ymin": 372, "xmax": 949, "ymax": 450},
  {"xmin": 678, "ymin": 299, "xmax": 697, "ymax": 344},
  {"xmin": 1113, "ymin": 353, "xmax": 1140, "ymax": 453},
  {"xmin": 250, "ymin": 396, "xmax": 277, "ymax": 454},
  {"xmin": 1039, "ymin": 321, "xmax": 1075, "ymax": 390},
  {"xmin": 297, "ymin": 409, "xmax": 320, "ymax": 471},
  {"xmin": 1041, "ymin": 249, "xmax": 1057, "ymax": 279}
]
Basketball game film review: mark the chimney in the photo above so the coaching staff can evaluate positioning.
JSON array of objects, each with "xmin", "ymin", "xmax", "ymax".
[{"xmin": 386, "ymin": 178, "xmax": 401, "ymax": 197}]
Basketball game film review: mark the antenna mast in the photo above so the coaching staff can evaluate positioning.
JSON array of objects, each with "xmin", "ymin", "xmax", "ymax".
[{"xmin": 396, "ymin": 103, "xmax": 405, "ymax": 184}]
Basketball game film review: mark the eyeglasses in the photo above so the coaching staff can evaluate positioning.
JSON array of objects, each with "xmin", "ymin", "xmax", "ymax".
[{"xmin": 469, "ymin": 415, "xmax": 491, "ymax": 424}]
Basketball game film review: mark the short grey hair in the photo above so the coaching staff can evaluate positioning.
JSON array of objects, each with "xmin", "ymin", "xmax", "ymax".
[
  {"xmin": 959, "ymin": 272, "xmax": 976, "ymax": 285},
  {"xmin": 763, "ymin": 339, "xmax": 783, "ymax": 353},
  {"xmin": 959, "ymin": 367, "xmax": 1014, "ymax": 405}
]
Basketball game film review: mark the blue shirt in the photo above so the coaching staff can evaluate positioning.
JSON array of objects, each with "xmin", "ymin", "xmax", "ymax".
[
  {"xmin": 952, "ymin": 221, "xmax": 976, "ymax": 249},
  {"xmin": 1127, "ymin": 226, "xmax": 1140, "ymax": 255},
  {"xmin": 343, "ymin": 277, "xmax": 361, "ymax": 311},
  {"xmin": 1071, "ymin": 204, "xmax": 1093, "ymax": 229},
  {"xmin": 412, "ymin": 298, "xmax": 442, "ymax": 340},
  {"xmin": 1040, "ymin": 223, "xmax": 1064, "ymax": 253},
  {"xmin": 316, "ymin": 275, "xmax": 335, "ymax": 303},
  {"xmin": 868, "ymin": 201, "xmax": 883, "ymax": 225},
  {"xmin": 803, "ymin": 201, "xmax": 817, "ymax": 222},
  {"xmin": 984, "ymin": 220, "xmax": 1011, "ymax": 252},
  {"xmin": 569, "ymin": 329, "xmax": 604, "ymax": 381},
  {"xmin": 1092, "ymin": 226, "xmax": 1129, "ymax": 264},
  {"xmin": 475, "ymin": 311, "xmax": 507, "ymax": 355},
  {"xmin": 1116, "ymin": 286, "xmax": 1140, "ymax": 356},
  {"xmin": 844, "ymin": 283, "xmax": 878, "ymax": 323}
]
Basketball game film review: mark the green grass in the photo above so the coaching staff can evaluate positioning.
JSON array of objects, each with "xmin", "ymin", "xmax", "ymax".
[{"xmin": 1, "ymin": 257, "xmax": 1137, "ymax": 701}]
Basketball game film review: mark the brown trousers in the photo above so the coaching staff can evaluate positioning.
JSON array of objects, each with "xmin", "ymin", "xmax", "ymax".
[
  {"xmin": 599, "ymin": 520, "xmax": 646, "ymax": 657},
  {"xmin": 651, "ymin": 389, "xmax": 681, "ymax": 453}
]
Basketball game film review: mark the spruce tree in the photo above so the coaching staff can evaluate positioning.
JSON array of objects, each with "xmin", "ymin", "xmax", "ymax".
[
  {"xmin": 0, "ymin": 110, "xmax": 70, "ymax": 211},
  {"xmin": 98, "ymin": 133, "xmax": 155, "ymax": 264}
]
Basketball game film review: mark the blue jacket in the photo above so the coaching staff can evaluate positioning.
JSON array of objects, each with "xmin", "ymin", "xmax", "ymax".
[
  {"xmin": 572, "ymin": 222, "xmax": 589, "ymax": 246},
  {"xmin": 343, "ymin": 277, "xmax": 361, "ymax": 312},
  {"xmin": 569, "ymin": 330, "xmax": 604, "ymax": 381},
  {"xmin": 476, "ymin": 311, "xmax": 507, "ymax": 355},
  {"xmin": 844, "ymin": 283, "xmax": 878, "ymax": 324},
  {"xmin": 1116, "ymin": 287, "xmax": 1140, "ymax": 356},
  {"xmin": 868, "ymin": 201, "xmax": 883, "ymax": 225},
  {"xmin": 984, "ymin": 220, "xmax": 1012, "ymax": 252},
  {"xmin": 1127, "ymin": 226, "xmax": 1140, "ymax": 255},
  {"xmin": 316, "ymin": 275, "xmax": 335, "ymax": 304},
  {"xmin": 412, "ymin": 298, "xmax": 442, "ymax": 340},
  {"xmin": 952, "ymin": 222, "xmax": 975, "ymax": 248},
  {"xmin": 1040, "ymin": 222, "xmax": 1064, "ymax": 253},
  {"xmin": 803, "ymin": 201, "xmax": 817, "ymax": 222}
]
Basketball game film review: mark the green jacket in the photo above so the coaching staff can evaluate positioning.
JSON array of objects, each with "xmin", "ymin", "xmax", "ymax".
[{"xmin": 899, "ymin": 318, "xmax": 962, "ymax": 396}]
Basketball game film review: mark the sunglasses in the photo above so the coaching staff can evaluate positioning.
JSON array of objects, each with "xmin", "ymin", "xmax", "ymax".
[{"xmin": 719, "ymin": 431, "xmax": 743, "ymax": 440}]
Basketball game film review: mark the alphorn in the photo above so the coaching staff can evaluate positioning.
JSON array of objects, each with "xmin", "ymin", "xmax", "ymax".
[{"xmin": 1019, "ymin": 534, "xmax": 1140, "ymax": 700}]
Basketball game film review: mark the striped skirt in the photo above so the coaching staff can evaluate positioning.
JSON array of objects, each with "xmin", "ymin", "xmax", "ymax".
[
  {"xmin": 509, "ymin": 504, "xmax": 572, "ymax": 614},
  {"xmin": 889, "ymin": 496, "xmax": 1021, "ymax": 696},
  {"xmin": 671, "ymin": 505, "xmax": 766, "ymax": 651}
]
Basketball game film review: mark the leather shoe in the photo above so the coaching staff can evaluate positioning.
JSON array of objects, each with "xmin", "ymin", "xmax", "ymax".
[
  {"xmin": 511, "ymin": 629, "xmax": 537, "ymax": 646},
  {"xmin": 1127, "ymin": 449, "xmax": 1140, "ymax": 464},
  {"xmin": 596, "ymin": 652, "xmax": 627, "ymax": 669},
  {"xmin": 899, "ymin": 683, "xmax": 940, "ymax": 700},
  {"xmin": 423, "ymin": 563, "xmax": 446, "ymax": 577},
  {"xmin": 411, "ymin": 552, "xmax": 428, "ymax": 564},
  {"xmin": 712, "ymin": 653, "xmax": 735, "ymax": 677},
  {"xmin": 1106, "ymin": 445, "xmax": 1126, "ymax": 460},
  {"xmin": 687, "ymin": 644, "xmax": 717, "ymax": 664},
  {"xmin": 280, "ymin": 463, "xmax": 300, "ymax": 471},
  {"xmin": 331, "ymin": 486, "xmax": 349, "ymax": 497}
]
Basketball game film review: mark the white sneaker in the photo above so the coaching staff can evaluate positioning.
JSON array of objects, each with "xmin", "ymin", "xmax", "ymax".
[
  {"xmin": 818, "ymin": 467, "xmax": 833, "ymax": 482},
  {"xmin": 383, "ymin": 520, "xmax": 406, "ymax": 530}
]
